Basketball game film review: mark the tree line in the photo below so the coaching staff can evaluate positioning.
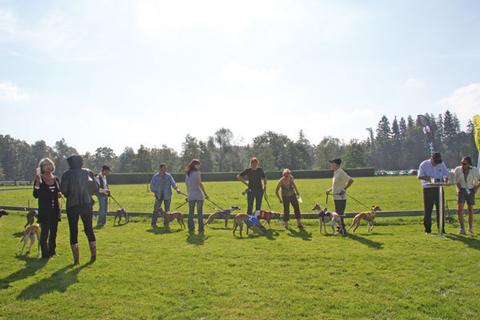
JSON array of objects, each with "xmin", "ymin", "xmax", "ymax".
[{"xmin": 0, "ymin": 110, "xmax": 477, "ymax": 180}]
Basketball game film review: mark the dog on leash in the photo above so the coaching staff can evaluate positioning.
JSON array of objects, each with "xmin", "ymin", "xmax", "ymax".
[
  {"xmin": 113, "ymin": 208, "xmax": 129, "ymax": 225},
  {"xmin": 312, "ymin": 204, "xmax": 345, "ymax": 235},
  {"xmin": 0, "ymin": 209, "xmax": 8, "ymax": 218},
  {"xmin": 24, "ymin": 209, "xmax": 38, "ymax": 228},
  {"xmin": 349, "ymin": 206, "xmax": 382, "ymax": 233},
  {"xmin": 155, "ymin": 208, "xmax": 186, "ymax": 230},
  {"xmin": 257, "ymin": 210, "xmax": 281, "ymax": 228},
  {"xmin": 232, "ymin": 213, "xmax": 267, "ymax": 237},
  {"xmin": 205, "ymin": 206, "xmax": 241, "ymax": 228},
  {"xmin": 19, "ymin": 223, "xmax": 41, "ymax": 256}
]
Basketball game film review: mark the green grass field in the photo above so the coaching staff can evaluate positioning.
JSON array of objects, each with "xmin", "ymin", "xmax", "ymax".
[
  {"xmin": 1, "ymin": 177, "xmax": 480, "ymax": 319},
  {"xmin": 0, "ymin": 176, "xmax": 462, "ymax": 213}
]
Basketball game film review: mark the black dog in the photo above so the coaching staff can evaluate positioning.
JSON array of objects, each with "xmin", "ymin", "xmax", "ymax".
[
  {"xmin": 113, "ymin": 208, "xmax": 129, "ymax": 225},
  {"xmin": 0, "ymin": 209, "xmax": 8, "ymax": 218}
]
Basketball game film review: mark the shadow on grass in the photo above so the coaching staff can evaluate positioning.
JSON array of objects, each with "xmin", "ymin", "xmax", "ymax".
[
  {"xmin": 112, "ymin": 222, "xmax": 129, "ymax": 228},
  {"xmin": 186, "ymin": 233, "xmax": 209, "ymax": 245},
  {"xmin": 287, "ymin": 228, "xmax": 312, "ymax": 241},
  {"xmin": 147, "ymin": 227, "xmax": 182, "ymax": 235},
  {"xmin": 0, "ymin": 256, "xmax": 48, "ymax": 290},
  {"xmin": 12, "ymin": 231, "xmax": 24, "ymax": 238},
  {"xmin": 447, "ymin": 234, "xmax": 480, "ymax": 250},
  {"xmin": 17, "ymin": 264, "xmax": 88, "ymax": 300},
  {"xmin": 345, "ymin": 233, "xmax": 384, "ymax": 249},
  {"xmin": 234, "ymin": 228, "xmax": 279, "ymax": 240}
]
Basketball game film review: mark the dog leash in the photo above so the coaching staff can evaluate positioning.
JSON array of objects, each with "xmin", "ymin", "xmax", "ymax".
[
  {"xmin": 173, "ymin": 198, "xmax": 189, "ymax": 211},
  {"xmin": 205, "ymin": 198, "xmax": 225, "ymax": 211},
  {"xmin": 263, "ymin": 192, "xmax": 273, "ymax": 211},
  {"xmin": 345, "ymin": 193, "xmax": 371, "ymax": 211},
  {"xmin": 109, "ymin": 195, "xmax": 124, "ymax": 208}
]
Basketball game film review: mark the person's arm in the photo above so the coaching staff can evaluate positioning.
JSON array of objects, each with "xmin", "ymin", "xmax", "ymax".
[
  {"xmin": 237, "ymin": 169, "xmax": 249, "ymax": 187},
  {"xmin": 261, "ymin": 169, "xmax": 267, "ymax": 192},
  {"xmin": 344, "ymin": 178, "xmax": 354, "ymax": 191},
  {"xmin": 60, "ymin": 173, "xmax": 70, "ymax": 198},
  {"xmin": 197, "ymin": 172, "xmax": 208, "ymax": 199},
  {"xmin": 33, "ymin": 174, "xmax": 41, "ymax": 198},
  {"xmin": 417, "ymin": 162, "xmax": 430, "ymax": 182},
  {"xmin": 170, "ymin": 174, "xmax": 180, "ymax": 193},
  {"xmin": 292, "ymin": 178, "xmax": 300, "ymax": 197},
  {"xmin": 275, "ymin": 179, "xmax": 282, "ymax": 202},
  {"xmin": 149, "ymin": 175, "xmax": 157, "ymax": 194}
]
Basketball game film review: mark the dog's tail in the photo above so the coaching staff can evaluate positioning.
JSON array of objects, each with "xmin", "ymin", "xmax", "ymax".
[{"xmin": 205, "ymin": 213, "xmax": 216, "ymax": 225}]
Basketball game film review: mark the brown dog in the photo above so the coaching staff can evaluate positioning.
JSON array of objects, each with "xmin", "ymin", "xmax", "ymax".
[
  {"xmin": 25, "ymin": 209, "xmax": 38, "ymax": 228},
  {"xmin": 155, "ymin": 208, "xmax": 186, "ymax": 230},
  {"xmin": 232, "ymin": 213, "xmax": 267, "ymax": 237},
  {"xmin": 257, "ymin": 210, "xmax": 280, "ymax": 228},
  {"xmin": 349, "ymin": 206, "xmax": 382, "ymax": 233},
  {"xmin": 20, "ymin": 223, "xmax": 41, "ymax": 256}
]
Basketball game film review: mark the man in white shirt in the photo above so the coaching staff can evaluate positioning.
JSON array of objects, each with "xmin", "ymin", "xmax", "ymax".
[
  {"xmin": 326, "ymin": 158, "xmax": 354, "ymax": 233},
  {"xmin": 417, "ymin": 152, "xmax": 449, "ymax": 234},
  {"xmin": 96, "ymin": 165, "xmax": 111, "ymax": 228},
  {"xmin": 454, "ymin": 156, "xmax": 480, "ymax": 235}
]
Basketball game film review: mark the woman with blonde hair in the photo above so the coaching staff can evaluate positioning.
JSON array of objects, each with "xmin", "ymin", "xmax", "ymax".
[
  {"xmin": 33, "ymin": 158, "xmax": 62, "ymax": 259},
  {"xmin": 275, "ymin": 168, "xmax": 303, "ymax": 230}
]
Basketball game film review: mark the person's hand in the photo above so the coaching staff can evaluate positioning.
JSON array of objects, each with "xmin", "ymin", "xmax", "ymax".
[
  {"xmin": 339, "ymin": 189, "xmax": 346, "ymax": 196},
  {"xmin": 176, "ymin": 189, "xmax": 181, "ymax": 194},
  {"xmin": 326, "ymin": 189, "xmax": 331, "ymax": 195},
  {"xmin": 204, "ymin": 194, "xmax": 209, "ymax": 200},
  {"xmin": 106, "ymin": 190, "xmax": 111, "ymax": 196},
  {"xmin": 278, "ymin": 198, "xmax": 283, "ymax": 204},
  {"xmin": 34, "ymin": 174, "xmax": 41, "ymax": 186}
]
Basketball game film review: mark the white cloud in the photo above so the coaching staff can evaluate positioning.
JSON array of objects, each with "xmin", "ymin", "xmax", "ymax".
[
  {"xmin": 439, "ymin": 83, "xmax": 480, "ymax": 124},
  {"xmin": 403, "ymin": 78, "xmax": 427, "ymax": 90},
  {"xmin": 0, "ymin": 81, "xmax": 28, "ymax": 102}
]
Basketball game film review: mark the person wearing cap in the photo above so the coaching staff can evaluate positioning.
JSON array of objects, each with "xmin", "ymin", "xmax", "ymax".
[
  {"xmin": 454, "ymin": 156, "xmax": 480, "ymax": 235},
  {"xmin": 417, "ymin": 152, "xmax": 450, "ymax": 234},
  {"xmin": 326, "ymin": 158, "xmax": 354, "ymax": 232},
  {"xmin": 95, "ymin": 165, "xmax": 111, "ymax": 228}
]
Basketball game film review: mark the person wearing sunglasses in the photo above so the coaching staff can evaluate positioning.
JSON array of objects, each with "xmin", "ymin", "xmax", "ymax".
[{"xmin": 454, "ymin": 156, "xmax": 480, "ymax": 235}]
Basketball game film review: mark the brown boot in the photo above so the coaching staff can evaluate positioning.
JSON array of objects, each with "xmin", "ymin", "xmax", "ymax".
[
  {"xmin": 89, "ymin": 241, "xmax": 96, "ymax": 263},
  {"xmin": 70, "ymin": 244, "xmax": 80, "ymax": 265}
]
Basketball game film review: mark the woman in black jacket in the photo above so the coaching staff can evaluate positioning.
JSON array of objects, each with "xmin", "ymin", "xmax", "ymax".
[
  {"xmin": 60, "ymin": 155, "xmax": 99, "ymax": 265},
  {"xmin": 33, "ymin": 158, "xmax": 62, "ymax": 259}
]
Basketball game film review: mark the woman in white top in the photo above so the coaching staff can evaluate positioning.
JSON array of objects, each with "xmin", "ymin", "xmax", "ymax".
[{"xmin": 454, "ymin": 156, "xmax": 480, "ymax": 235}]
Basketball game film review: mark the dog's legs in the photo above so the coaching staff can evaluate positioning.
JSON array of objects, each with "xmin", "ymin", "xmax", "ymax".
[
  {"xmin": 224, "ymin": 219, "xmax": 228, "ymax": 229},
  {"xmin": 331, "ymin": 220, "xmax": 336, "ymax": 235},
  {"xmin": 20, "ymin": 241, "xmax": 26, "ymax": 255},
  {"xmin": 232, "ymin": 221, "xmax": 238, "ymax": 235}
]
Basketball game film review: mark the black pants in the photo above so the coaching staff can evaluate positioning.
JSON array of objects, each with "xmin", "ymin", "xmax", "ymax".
[
  {"xmin": 334, "ymin": 199, "xmax": 347, "ymax": 229},
  {"xmin": 282, "ymin": 195, "xmax": 301, "ymax": 221},
  {"xmin": 247, "ymin": 189, "xmax": 263, "ymax": 215},
  {"xmin": 423, "ymin": 187, "xmax": 445, "ymax": 233},
  {"xmin": 40, "ymin": 220, "xmax": 58, "ymax": 258},
  {"xmin": 67, "ymin": 205, "xmax": 96, "ymax": 245}
]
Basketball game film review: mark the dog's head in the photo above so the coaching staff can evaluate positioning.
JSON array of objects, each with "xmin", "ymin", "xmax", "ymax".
[
  {"xmin": 231, "ymin": 206, "xmax": 241, "ymax": 212},
  {"xmin": 155, "ymin": 207, "xmax": 166, "ymax": 216},
  {"xmin": 371, "ymin": 205, "xmax": 381, "ymax": 213},
  {"xmin": 0, "ymin": 209, "xmax": 8, "ymax": 217},
  {"xmin": 117, "ymin": 208, "xmax": 127, "ymax": 216},
  {"xmin": 312, "ymin": 203, "xmax": 322, "ymax": 211}
]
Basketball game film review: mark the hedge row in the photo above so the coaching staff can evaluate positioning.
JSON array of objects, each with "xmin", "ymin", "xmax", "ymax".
[{"xmin": 107, "ymin": 168, "xmax": 375, "ymax": 185}]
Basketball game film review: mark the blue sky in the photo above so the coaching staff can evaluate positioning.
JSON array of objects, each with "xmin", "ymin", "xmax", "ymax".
[{"xmin": 1, "ymin": 0, "xmax": 479, "ymax": 154}]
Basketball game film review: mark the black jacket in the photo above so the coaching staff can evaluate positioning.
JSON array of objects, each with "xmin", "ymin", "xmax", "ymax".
[{"xmin": 60, "ymin": 155, "xmax": 99, "ymax": 209}]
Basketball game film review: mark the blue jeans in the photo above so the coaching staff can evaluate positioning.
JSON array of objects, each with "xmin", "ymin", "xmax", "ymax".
[
  {"xmin": 97, "ymin": 195, "xmax": 108, "ymax": 226},
  {"xmin": 151, "ymin": 195, "xmax": 171, "ymax": 226},
  {"xmin": 188, "ymin": 200, "xmax": 204, "ymax": 233}
]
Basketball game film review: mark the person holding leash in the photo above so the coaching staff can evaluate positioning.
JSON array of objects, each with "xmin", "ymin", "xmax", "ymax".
[
  {"xmin": 326, "ymin": 158, "xmax": 354, "ymax": 232},
  {"xmin": 60, "ymin": 155, "xmax": 99, "ymax": 265},
  {"xmin": 150, "ymin": 163, "xmax": 182, "ymax": 228},
  {"xmin": 33, "ymin": 158, "xmax": 62, "ymax": 259},
  {"xmin": 95, "ymin": 165, "xmax": 111, "ymax": 228},
  {"xmin": 454, "ymin": 156, "xmax": 480, "ymax": 235},
  {"xmin": 185, "ymin": 159, "xmax": 209, "ymax": 234},
  {"xmin": 417, "ymin": 152, "xmax": 450, "ymax": 234},
  {"xmin": 237, "ymin": 157, "xmax": 267, "ymax": 215},
  {"xmin": 275, "ymin": 168, "xmax": 304, "ymax": 230}
]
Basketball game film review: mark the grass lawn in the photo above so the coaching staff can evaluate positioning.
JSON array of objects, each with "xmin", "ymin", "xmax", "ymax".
[
  {"xmin": 1, "ymin": 212, "xmax": 480, "ymax": 319},
  {"xmin": 0, "ymin": 176, "xmax": 463, "ymax": 213}
]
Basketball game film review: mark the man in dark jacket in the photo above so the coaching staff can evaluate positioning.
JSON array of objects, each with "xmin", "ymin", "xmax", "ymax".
[{"xmin": 60, "ymin": 155, "xmax": 98, "ymax": 265}]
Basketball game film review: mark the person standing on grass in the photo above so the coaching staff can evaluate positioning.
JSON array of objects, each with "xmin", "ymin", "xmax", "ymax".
[
  {"xmin": 417, "ymin": 152, "xmax": 450, "ymax": 234},
  {"xmin": 33, "ymin": 158, "xmax": 62, "ymax": 259},
  {"xmin": 185, "ymin": 159, "xmax": 209, "ymax": 234},
  {"xmin": 237, "ymin": 157, "xmax": 267, "ymax": 215},
  {"xmin": 276, "ymin": 168, "xmax": 304, "ymax": 230},
  {"xmin": 326, "ymin": 158, "xmax": 354, "ymax": 233},
  {"xmin": 95, "ymin": 165, "xmax": 111, "ymax": 228},
  {"xmin": 150, "ymin": 163, "xmax": 182, "ymax": 228},
  {"xmin": 60, "ymin": 155, "xmax": 98, "ymax": 265},
  {"xmin": 454, "ymin": 156, "xmax": 480, "ymax": 235}
]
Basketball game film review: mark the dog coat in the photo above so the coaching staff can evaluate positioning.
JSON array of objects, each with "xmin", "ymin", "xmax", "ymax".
[{"xmin": 246, "ymin": 216, "xmax": 261, "ymax": 227}]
